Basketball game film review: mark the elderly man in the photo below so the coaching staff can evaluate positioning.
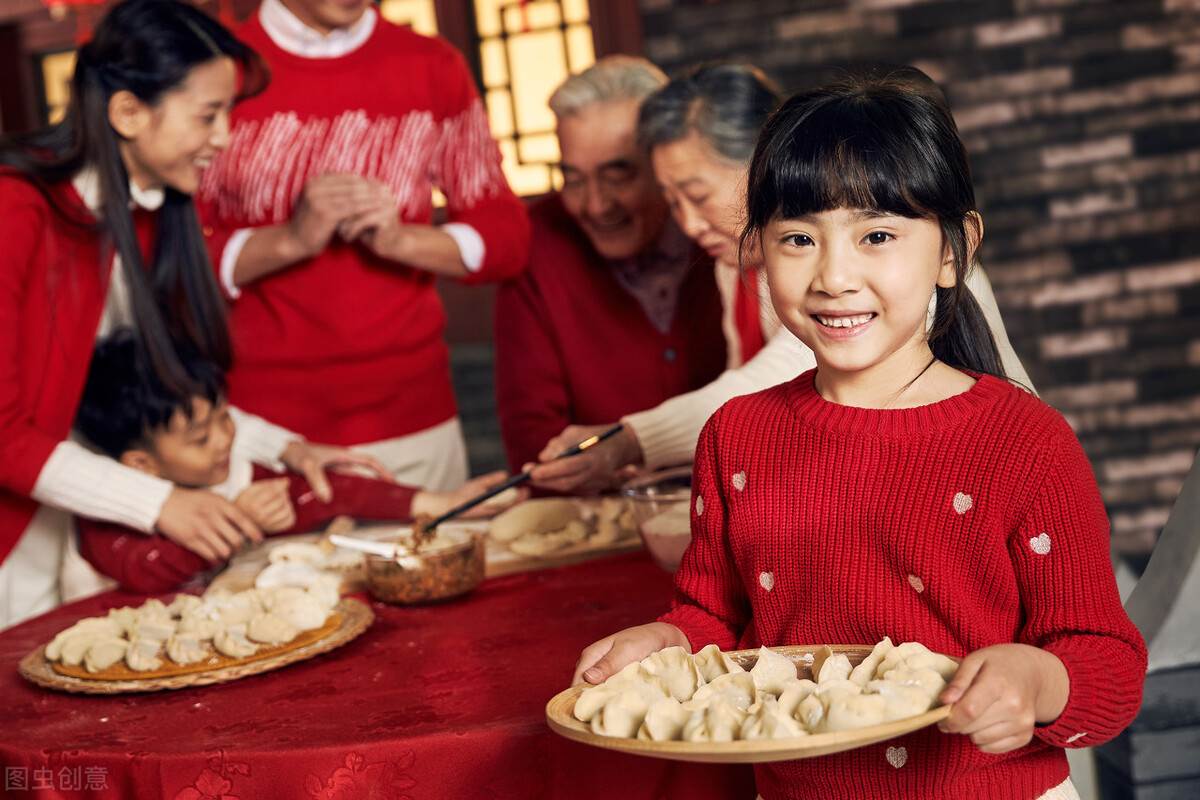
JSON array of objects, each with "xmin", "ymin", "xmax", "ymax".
[{"xmin": 493, "ymin": 56, "xmax": 726, "ymax": 473}]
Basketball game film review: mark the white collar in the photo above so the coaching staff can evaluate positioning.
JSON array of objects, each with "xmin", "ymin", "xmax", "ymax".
[
  {"xmin": 259, "ymin": 0, "xmax": 377, "ymax": 59},
  {"xmin": 72, "ymin": 168, "xmax": 165, "ymax": 213}
]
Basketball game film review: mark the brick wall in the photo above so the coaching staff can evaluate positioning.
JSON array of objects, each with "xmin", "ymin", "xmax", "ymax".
[{"xmin": 640, "ymin": 0, "xmax": 1200, "ymax": 564}]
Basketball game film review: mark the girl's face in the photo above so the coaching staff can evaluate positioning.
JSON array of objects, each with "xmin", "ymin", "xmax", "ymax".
[
  {"xmin": 651, "ymin": 130, "xmax": 747, "ymax": 264},
  {"xmin": 763, "ymin": 207, "xmax": 957, "ymax": 378},
  {"xmin": 113, "ymin": 56, "xmax": 237, "ymax": 195}
]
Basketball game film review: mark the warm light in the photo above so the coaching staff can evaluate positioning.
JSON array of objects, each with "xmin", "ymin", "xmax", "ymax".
[{"xmin": 379, "ymin": 0, "xmax": 438, "ymax": 36}]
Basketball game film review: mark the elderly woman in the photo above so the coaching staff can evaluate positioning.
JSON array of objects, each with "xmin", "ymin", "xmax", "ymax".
[{"xmin": 531, "ymin": 63, "xmax": 1032, "ymax": 493}]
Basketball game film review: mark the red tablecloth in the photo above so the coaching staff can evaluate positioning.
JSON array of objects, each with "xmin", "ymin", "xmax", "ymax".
[{"xmin": 0, "ymin": 552, "xmax": 755, "ymax": 799}]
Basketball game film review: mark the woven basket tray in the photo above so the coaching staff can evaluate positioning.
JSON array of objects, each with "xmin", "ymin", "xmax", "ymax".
[
  {"xmin": 545, "ymin": 644, "xmax": 952, "ymax": 764},
  {"xmin": 18, "ymin": 598, "xmax": 374, "ymax": 694}
]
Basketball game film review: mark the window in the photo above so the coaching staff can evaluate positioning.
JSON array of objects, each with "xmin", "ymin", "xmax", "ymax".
[{"xmin": 40, "ymin": 50, "xmax": 75, "ymax": 124}]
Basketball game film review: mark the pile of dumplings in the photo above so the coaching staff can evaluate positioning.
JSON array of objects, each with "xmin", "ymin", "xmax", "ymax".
[
  {"xmin": 573, "ymin": 637, "xmax": 958, "ymax": 742},
  {"xmin": 44, "ymin": 584, "xmax": 340, "ymax": 675},
  {"xmin": 490, "ymin": 498, "xmax": 636, "ymax": 558}
]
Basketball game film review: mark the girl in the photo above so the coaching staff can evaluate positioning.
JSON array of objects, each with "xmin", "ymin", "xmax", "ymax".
[
  {"xmin": 531, "ymin": 63, "xmax": 1032, "ymax": 495},
  {"xmin": 0, "ymin": 0, "xmax": 383, "ymax": 628},
  {"xmin": 573, "ymin": 68, "xmax": 1146, "ymax": 800}
]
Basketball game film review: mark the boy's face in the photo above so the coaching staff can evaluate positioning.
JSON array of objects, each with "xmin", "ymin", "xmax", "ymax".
[{"xmin": 125, "ymin": 397, "xmax": 236, "ymax": 488}]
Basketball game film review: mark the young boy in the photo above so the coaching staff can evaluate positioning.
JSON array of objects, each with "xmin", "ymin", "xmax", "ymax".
[{"xmin": 75, "ymin": 330, "xmax": 511, "ymax": 593}]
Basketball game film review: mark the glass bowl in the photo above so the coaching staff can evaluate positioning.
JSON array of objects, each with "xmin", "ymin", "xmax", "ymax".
[
  {"xmin": 364, "ymin": 528, "xmax": 485, "ymax": 604},
  {"xmin": 621, "ymin": 466, "xmax": 694, "ymax": 572}
]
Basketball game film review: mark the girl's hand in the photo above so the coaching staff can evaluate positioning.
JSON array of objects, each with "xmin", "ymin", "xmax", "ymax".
[
  {"xmin": 572, "ymin": 622, "xmax": 690, "ymax": 686},
  {"xmin": 938, "ymin": 643, "xmax": 1070, "ymax": 754},
  {"xmin": 529, "ymin": 424, "xmax": 643, "ymax": 495},
  {"xmin": 410, "ymin": 471, "xmax": 528, "ymax": 520},
  {"xmin": 280, "ymin": 441, "xmax": 393, "ymax": 503},
  {"xmin": 157, "ymin": 488, "xmax": 263, "ymax": 563},
  {"xmin": 234, "ymin": 478, "xmax": 296, "ymax": 533}
]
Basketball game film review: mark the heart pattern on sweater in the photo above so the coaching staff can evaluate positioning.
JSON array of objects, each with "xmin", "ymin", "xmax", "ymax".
[
  {"xmin": 732, "ymin": 471, "xmax": 747, "ymax": 492},
  {"xmin": 952, "ymin": 492, "xmax": 973, "ymax": 514},
  {"xmin": 886, "ymin": 746, "xmax": 907, "ymax": 768},
  {"xmin": 907, "ymin": 574, "xmax": 925, "ymax": 593},
  {"xmin": 695, "ymin": 495, "xmax": 704, "ymax": 516},
  {"xmin": 759, "ymin": 571, "xmax": 774, "ymax": 591},
  {"xmin": 1030, "ymin": 532, "xmax": 1052, "ymax": 555}
]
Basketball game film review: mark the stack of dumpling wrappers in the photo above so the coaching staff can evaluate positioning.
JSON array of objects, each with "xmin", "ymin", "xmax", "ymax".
[
  {"xmin": 573, "ymin": 638, "xmax": 958, "ymax": 742},
  {"xmin": 44, "ymin": 583, "xmax": 341, "ymax": 675}
]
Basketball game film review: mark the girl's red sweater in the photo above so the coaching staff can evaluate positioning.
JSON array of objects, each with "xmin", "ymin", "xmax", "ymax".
[{"xmin": 662, "ymin": 369, "xmax": 1147, "ymax": 800}]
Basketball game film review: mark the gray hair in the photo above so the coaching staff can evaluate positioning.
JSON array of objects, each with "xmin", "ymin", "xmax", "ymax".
[
  {"xmin": 549, "ymin": 55, "xmax": 668, "ymax": 120},
  {"xmin": 638, "ymin": 62, "xmax": 782, "ymax": 164}
]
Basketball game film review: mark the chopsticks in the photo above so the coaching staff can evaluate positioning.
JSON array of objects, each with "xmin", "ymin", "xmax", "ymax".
[{"xmin": 419, "ymin": 423, "xmax": 625, "ymax": 531}]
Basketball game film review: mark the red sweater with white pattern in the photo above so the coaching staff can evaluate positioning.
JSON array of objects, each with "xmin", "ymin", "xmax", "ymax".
[
  {"xmin": 197, "ymin": 18, "xmax": 530, "ymax": 445},
  {"xmin": 660, "ymin": 369, "xmax": 1146, "ymax": 800}
]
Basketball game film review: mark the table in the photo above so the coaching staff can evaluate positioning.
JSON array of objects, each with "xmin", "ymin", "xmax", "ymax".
[{"xmin": 0, "ymin": 552, "xmax": 755, "ymax": 799}]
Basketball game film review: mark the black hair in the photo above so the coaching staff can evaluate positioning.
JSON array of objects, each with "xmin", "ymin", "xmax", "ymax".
[
  {"xmin": 0, "ymin": 0, "xmax": 266, "ymax": 399},
  {"xmin": 638, "ymin": 62, "xmax": 783, "ymax": 164},
  {"xmin": 741, "ymin": 65, "xmax": 1006, "ymax": 379},
  {"xmin": 77, "ymin": 329, "xmax": 226, "ymax": 459}
]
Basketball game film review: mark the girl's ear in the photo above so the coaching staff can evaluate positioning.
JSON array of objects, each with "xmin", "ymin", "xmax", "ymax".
[
  {"xmin": 107, "ymin": 90, "xmax": 151, "ymax": 140},
  {"xmin": 936, "ymin": 212, "xmax": 984, "ymax": 289}
]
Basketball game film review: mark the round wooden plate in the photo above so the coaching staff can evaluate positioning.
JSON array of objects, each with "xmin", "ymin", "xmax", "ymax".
[
  {"xmin": 18, "ymin": 598, "xmax": 374, "ymax": 695},
  {"xmin": 545, "ymin": 644, "xmax": 952, "ymax": 763}
]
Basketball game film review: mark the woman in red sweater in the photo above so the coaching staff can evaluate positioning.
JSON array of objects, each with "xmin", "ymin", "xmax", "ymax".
[
  {"xmin": 0, "ymin": 0, "xmax": 378, "ymax": 628},
  {"xmin": 573, "ymin": 68, "xmax": 1146, "ymax": 800}
]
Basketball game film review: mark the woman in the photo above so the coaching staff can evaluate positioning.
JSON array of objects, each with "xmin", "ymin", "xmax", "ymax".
[
  {"xmin": 531, "ymin": 63, "xmax": 1032, "ymax": 493},
  {"xmin": 0, "ymin": 0, "xmax": 382, "ymax": 628}
]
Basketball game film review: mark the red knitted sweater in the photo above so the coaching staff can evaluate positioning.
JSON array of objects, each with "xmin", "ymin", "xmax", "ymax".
[{"xmin": 660, "ymin": 369, "xmax": 1147, "ymax": 800}]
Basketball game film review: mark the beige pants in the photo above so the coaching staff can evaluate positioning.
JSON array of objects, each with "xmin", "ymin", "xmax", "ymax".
[
  {"xmin": 353, "ymin": 416, "xmax": 470, "ymax": 492},
  {"xmin": 756, "ymin": 777, "xmax": 1080, "ymax": 800}
]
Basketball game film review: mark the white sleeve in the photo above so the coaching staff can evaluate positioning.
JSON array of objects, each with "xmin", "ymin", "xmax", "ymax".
[
  {"xmin": 623, "ymin": 327, "xmax": 816, "ymax": 469},
  {"xmin": 31, "ymin": 442, "xmax": 174, "ymax": 534},
  {"xmin": 219, "ymin": 228, "xmax": 254, "ymax": 299},
  {"xmin": 965, "ymin": 265, "xmax": 1037, "ymax": 394},
  {"xmin": 441, "ymin": 223, "xmax": 485, "ymax": 273},
  {"xmin": 228, "ymin": 406, "xmax": 299, "ymax": 471}
]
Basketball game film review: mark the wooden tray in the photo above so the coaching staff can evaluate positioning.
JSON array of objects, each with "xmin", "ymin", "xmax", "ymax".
[
  {"xmin": 18, "ymin": 598, "xmax": 374, "ymax": 694},
  {"xmin": 545, "ymin": 644, "xmax": 952, "ymax": 764}
]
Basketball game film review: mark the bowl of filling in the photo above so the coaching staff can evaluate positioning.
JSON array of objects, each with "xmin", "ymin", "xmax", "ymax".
[
  {"xmin": 621, "ymin": 466, "xmax": 694, "ymax": 572},
  {"xmin": 363, "ymin": 526, "xmax": 485, "ymax": 604}
]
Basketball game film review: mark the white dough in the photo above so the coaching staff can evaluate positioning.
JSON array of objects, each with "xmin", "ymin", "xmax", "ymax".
[{"xmin": 750, "ymin": 646, "xmax": 798, "ymax": 695}]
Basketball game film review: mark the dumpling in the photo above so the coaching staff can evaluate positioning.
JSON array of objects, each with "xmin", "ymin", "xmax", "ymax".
[
  {"xmin": 137, "ymin": 598, "xmax": 172, "ymax": 622},
  {"xmin": 641, "ymin": 646, "xmax": 704, "ymax": 702},
  {"xmin": 816, "ymin": 653, "xmax": 853, "ymax": 684},
  {"xmin": 879, "ymin": 666, "xmax": 947, "ymax": 699},
  {"xmin": 177, "ymin": 610, "xmax": 221, "ymax": 640},
  {"xmin": 776, "ymin": 678, "xmax": 819, "ymax": 717},
  {"xmin": 508, "ymin": 520, "xmax": 589, "ymax": 556},
  {"xmin": 307, "ymin": 574, "xmax": 342, "ymax": 612},
  {"xmin": 166, "ymin": 632, "xmax": 209, "ymax": 665},
  {"xmin": 823, "ymin": 693, "xmax": 887, "ymax": 732},
  {"xmin": 750, "ymin": 646, "xmax": 798, "ymax": 695},
  {"xmin": 867, "ymin": 680, "xmax": 936, "ymax": 721},
  {"xmin": 849, "ymin": 637, "xmax": 894, "ymax": 687},
  {"xmin": 58, "ymin": 632, "xmax": 104, "ymax": 667},
  {"xmin": 795, "ymin": 694, "xmax": 825, "ymax": 732},
  {"xmin": 691, "ymin": 671, "xmax": 758, "ymax": 711},
  {"xmin": 740, "ymin": 698, "xmax": 808, "ymax": 741},
  {"xmin": 46, "ymin": 618, "xmax": 121, "ymax": 661},
  {"xmin": 877, "ymin": 641, "xmax": 934, "ymax": 676},
  {"xmin": 589, "ymin": 686, "xmax": 658, "ymax": 738},
  {"xmin": 272, "ymin": 592, "xmax": 329, "ymax": 632},
  {"xmin": 636, "ymin": 697, "xmax": 694, "ymax": 741},
  {"xmin": 692, "ymin": 643, "xmax": 745, "ymax": 682},
  {"xmin": 125, "ymin": 638, "xmax": 163, "ymax": 672},
  {"xmin": 900, "ymin": 651, "xmax": 959, "ymax": 681},
  {"xmin": 681, "ymin": 698, "xmax": 745, "ymax": 743},
  {"xmin": 246, "ymin": 612, "xmax": 298, "ymax": 645},
  {"xmin": 133, "ymin": 616, "xmax": 177, "ymax": 643},
  {"xmin": 105, "ymin": 607, "xmax": 140, "ymax": 637},
  {"xmin": 267, "ymin": 542, "xmax": 326, "ymax": 566},
  {"xmin": 575, "ymin": 663, "xmax": 667, "ymax": 723},
  {"xmin": 214, "ymin": 591, "xmax": 264, "ymax": 627},
  {"xmin": 214, "ymin": 625, "xmax": 259, "ymax": 658},
  {"xmin": 167, "ymin": 594, "xmax": 203, "ymax": 618},
  {"xmin": 83, "ymin": 637, "xmax": 128, "ymax": 673},
  {"xmin": 815, "ymin": 678, "xmax": 862, "ymax": 703}
]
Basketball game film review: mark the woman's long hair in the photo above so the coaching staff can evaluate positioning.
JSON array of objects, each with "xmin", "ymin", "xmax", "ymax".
[
  {"xmin": 741, "ymin": 66, "xmax": 1006, "ymax": 379},
  {"xmin": 0, "ymin": 0, "xmax": 266, "ymax": 397}
]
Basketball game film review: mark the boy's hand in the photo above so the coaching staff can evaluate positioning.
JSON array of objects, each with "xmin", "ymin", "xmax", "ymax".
[
  {"xmin": 157, "ymin": 488, "xmax": 263, "ymax": 563},
  {"xmin": 235, "ymin": 478, "xmax": 296, "ymax": 533},
  {"xmin": 938, "ymin": 643, "xmax": 1070, "ymax": 754},
  {"xmin": 280, "ymin": 441, "xmax": 392, "ymax": 503},
  {"xmin": 410, "ymin": 471, "xmax": 527, "ymax": 520},
  {"xmin": 572, "ymin": 622, "xmax": 690, "ymax": 686}
]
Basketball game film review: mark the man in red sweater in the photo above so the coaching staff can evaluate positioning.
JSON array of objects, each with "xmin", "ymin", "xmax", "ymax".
[
  {"xmin": 74, "ymin": 332, "xmax": 511, "ymax": 594},
  {"xmin": 494, "ymin": 56, "xmax": 727, "ymax": 475},
  {"xmin": 197, "ymin": 0, "xmax": 530, "ymax": 492}
]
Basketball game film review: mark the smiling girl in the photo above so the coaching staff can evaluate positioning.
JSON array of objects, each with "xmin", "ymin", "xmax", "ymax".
[
  {"xmin": 573, "ymin": 68, "xmax": 1146, "ymax": 800},
  {"xmin": 0, "ymin": 0, "xmax": 380, "ymax": 627}
]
